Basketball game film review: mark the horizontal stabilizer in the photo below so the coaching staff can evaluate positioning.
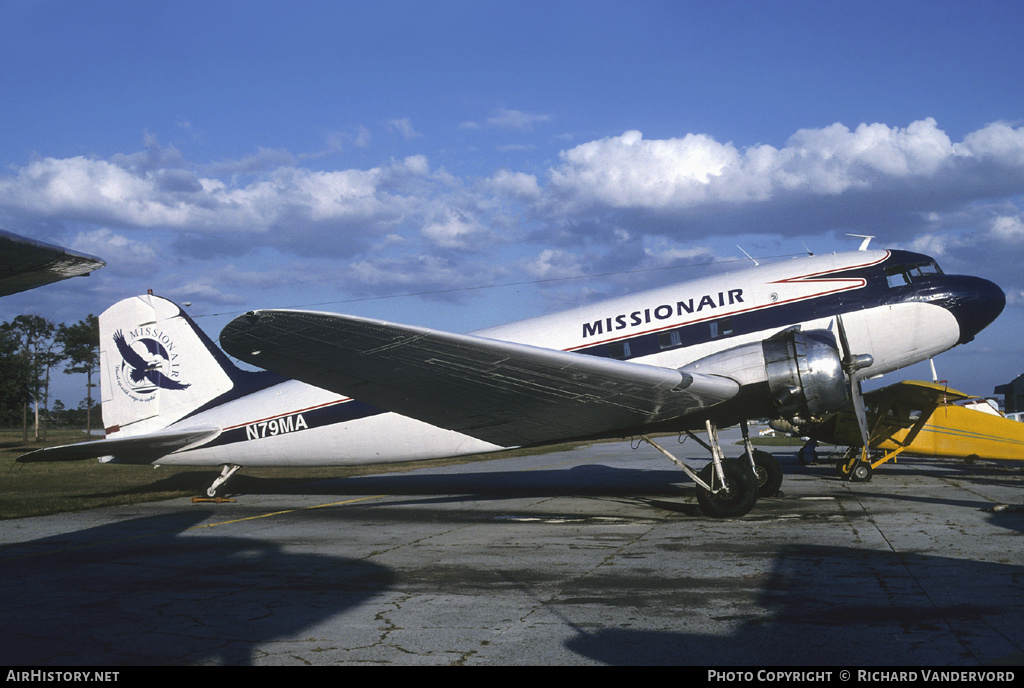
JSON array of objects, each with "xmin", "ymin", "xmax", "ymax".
[
  {"xmin": 17, "ymin": 427, "xmax": 221, "ymax": 464},
  {"xmin": 220, "ymin": 309, "xmax": 739, "ymax": 447}
]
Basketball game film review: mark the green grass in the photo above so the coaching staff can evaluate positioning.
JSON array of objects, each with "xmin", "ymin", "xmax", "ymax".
[{"xmin": 0, "ymin": 428, "xmax": 592, "ymax": 520}]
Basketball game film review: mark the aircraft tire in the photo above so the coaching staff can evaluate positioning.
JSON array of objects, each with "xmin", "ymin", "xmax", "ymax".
[
  {"xmin": 850, "ymin": 460, "xmax": 873, "ymax": 482},
  {"xmin": 696, "ymin": 458, "xmax": 759, "ymax": 518},
  {"xmin": 750, "ymin": 450, "xmax": 783, "ymax": 498}
]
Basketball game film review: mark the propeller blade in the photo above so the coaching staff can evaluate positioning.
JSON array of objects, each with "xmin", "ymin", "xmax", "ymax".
[
  {"xmin": 835, "ymin": 314, "xmax": 853, "ymax": 364},
  {"xmin": 835, "ymin": 314, "xmax": 874, "ymax": 375},
  {"xmin": 836, "ymin": 314, "xmax": 871, "ymax": 449},
  {"xmin": 850, "ymin": 377, "xmax": 870, "ymax": 448}
]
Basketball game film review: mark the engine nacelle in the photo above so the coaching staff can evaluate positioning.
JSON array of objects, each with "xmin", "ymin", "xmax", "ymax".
[{"xmin": 680, "ymin": 328, "xmax": 850, "ymax": 425}]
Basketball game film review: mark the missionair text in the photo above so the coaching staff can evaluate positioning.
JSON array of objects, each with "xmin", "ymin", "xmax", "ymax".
[{"xmin": 582, "ymin": 289, "xmax": 744, "ymax": 339}]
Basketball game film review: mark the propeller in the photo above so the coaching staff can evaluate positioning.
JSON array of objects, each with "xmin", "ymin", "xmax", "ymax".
[{"xmin": 835, "ymin": 314, "xmax": 873, "ymax": 451}]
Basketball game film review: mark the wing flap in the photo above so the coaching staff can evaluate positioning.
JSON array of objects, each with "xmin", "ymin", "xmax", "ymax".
[
  {"xmin": 220, "ymin": 310, "xmax": 738, "ymax": 446},
  {"xmin": 17, "ymin": 427, "xmax": 222, "ymax": 464}
]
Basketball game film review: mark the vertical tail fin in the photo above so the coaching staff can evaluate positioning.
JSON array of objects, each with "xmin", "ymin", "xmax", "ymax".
[{"xmin": 99, "ymin": 294, "xmax": 241, "ymax": 436}]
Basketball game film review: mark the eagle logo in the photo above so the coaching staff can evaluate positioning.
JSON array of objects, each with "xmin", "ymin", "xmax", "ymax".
[{"xmin": 113, "ymin": 329, "xmax": 190, "ymax": 396}]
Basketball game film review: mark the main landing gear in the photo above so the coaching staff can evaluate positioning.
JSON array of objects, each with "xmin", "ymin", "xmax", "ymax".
[
  {"xmin": 641, "ymin": 419, "xmax": 773, "ymax": 518},
  {"xmin": 739, "ymin": 419, "xmax": 784, "ymax": 498}
]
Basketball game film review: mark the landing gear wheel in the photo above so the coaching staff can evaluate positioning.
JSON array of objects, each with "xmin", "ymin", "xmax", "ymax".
[
  {"xmin": 750, "ymin": 450, "xmax": 783, "ymax": 498},
  {"xmin": 849, "ymin": 460, "xmax": 873, "ymax": 482},
  {"xmin": 696, "ymin": 458, "xmax": 759, "ymax": 518}
]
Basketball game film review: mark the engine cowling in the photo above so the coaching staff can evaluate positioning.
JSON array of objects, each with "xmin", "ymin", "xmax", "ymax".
[{"xmin": 680, "ymin": 328, "xmax": 850, "ymax": 426}]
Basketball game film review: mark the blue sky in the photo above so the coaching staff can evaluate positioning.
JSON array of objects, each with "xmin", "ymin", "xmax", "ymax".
[{"xmin": 2, "ymin": 0, "xmax": 1024, "ymax": 408}]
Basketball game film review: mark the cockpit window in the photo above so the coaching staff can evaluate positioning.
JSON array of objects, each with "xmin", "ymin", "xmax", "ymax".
[
  {"xmin": 908, "ymin": 261, "xmax": 941, "ymax": 277},
  {"xmin": 886, "ymin": 268, "xmax": 910, "ymax": 287},
  {"xmin": 886, "ymin": 260, "xmax": 942, "ymax": 287}
]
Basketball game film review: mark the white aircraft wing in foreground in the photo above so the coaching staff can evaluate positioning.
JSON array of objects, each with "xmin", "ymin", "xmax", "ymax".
[{"xmin": 218, "ymin": 311, "xmax": 739, "ymax": 448}]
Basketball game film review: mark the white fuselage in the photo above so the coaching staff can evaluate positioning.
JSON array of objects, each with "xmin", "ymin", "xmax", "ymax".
[{"xmin": 147, "ymin": 250, "xmax": 967, "ymax": 468}]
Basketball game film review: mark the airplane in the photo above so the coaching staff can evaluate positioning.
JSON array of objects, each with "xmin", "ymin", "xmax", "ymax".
[
  {"xmin": 17, "ymin": 244, "xmax": 1005, "ymax": 517},
  {"xmin": 802, "ymin": 380, "xmax": 1024, "ymax": 481},
  {"xmin": 0, "ymin": 229, "xmax": 105, "ymax": 297}
]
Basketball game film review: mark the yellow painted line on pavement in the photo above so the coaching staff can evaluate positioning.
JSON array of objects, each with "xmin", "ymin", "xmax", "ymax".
[
  {"xmin": 2, "ymin": 495, "xmax": 388, "ymax": 561},
  {"xmin": 189, "ymin": 494, "xmax": 386, "ymax": 529}
]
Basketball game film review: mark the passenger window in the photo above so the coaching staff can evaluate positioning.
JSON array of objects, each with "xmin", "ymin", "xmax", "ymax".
[
  {"xmin": 609, "ymin": 342, "xmax": 631, "ymax": 359},
  {"xmin": 710, "ymin": 318, "xmax": 733, "ymax": 338},
  {"xmin": 658, "ymin": 330, "xmax": 682, "ymax": 349}
]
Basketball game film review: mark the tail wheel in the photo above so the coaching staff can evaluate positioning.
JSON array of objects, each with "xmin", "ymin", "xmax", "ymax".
[
  {"xmin": 849, "ymin": 460, "xmax": 873, "ymax": 482},
  {"xmin": 750, "ymin": 449, "xmax": 783, "ymax": 498},
  {"xmin": 696, "ymin": 458, "xmax": 759, "ymax": 518}
]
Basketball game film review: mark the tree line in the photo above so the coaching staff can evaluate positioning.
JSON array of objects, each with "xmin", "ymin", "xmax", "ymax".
[{"xmin": 0, "ymin": 314, "xmax": 101, "ymax": 440}]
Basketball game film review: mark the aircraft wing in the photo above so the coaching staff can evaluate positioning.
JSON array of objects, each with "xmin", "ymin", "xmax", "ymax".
[
  {"xmin": 220, "ymin": 310, "xmax": 740, "ymax": 447},
  {"xmin": 864, "ymin": 379, "xmax": 973, "ymax": 408},
  {"xmin": 0, "ymin": 229, "xmax": 105, "ymax": 297},
  {"xmin": 17, "ymin": 427, "xmax": 221, "ymax": 464}
]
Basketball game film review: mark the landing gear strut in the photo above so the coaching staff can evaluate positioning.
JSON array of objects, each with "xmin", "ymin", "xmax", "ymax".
[
  {"xmin": 739, "ymin": 419, "xmax": 783, "ymax": 498},
  {"xmin": 641, "ymin": 419, "xmax": 760, "ymax": 518},
  {"xmin": 207, "ymin": 464, "xmax": 241, "ymax": 497}
]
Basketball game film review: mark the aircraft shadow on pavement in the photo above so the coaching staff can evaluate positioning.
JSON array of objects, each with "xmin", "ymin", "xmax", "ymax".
[
  {"xmin": 7, "ymin": 459, "xmax": 1023, "ymax": 666},
  {"xmin": 561, "ymin": 543, "xmax": 1024, "ymax": 666},
  {"xmin": 0, "ymin": 511, "xmax": 396, "ymax": 666}
]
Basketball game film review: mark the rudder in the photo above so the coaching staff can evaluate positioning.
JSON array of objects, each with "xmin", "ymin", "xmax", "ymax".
[{"xmin": 99, "ymin": 293, "xmax": 239, "ymax": 437}]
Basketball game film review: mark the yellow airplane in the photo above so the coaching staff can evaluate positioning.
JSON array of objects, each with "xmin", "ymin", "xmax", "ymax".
[{"xmin": 809, "ymin": 380, "xmax": 1024, "ymax": 481}]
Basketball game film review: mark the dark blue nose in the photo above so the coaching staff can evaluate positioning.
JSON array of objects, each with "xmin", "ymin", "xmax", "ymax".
[{"xmin": 943, "ymin": 276, "xmax": 1006, "ymax": 344}]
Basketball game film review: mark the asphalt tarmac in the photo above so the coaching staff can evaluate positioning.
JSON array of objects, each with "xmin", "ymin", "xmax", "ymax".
[{"xmin": 2, "ymin": 429, "xmax": 1023, "ymax": 666}]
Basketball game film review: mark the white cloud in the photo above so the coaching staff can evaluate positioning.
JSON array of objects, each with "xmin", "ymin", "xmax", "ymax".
[
  {"xmin": 543, "ymin": 119, "xmax": 1024, "ymax": 215},
  {"xmin": 0, "ymin": 153, "xmax": 438, "ymax": 244},
  {"xmin": 461, "ymin": 108, "xmax": 551, "ymax": 131},
  {"xmin": 778, "ymin": 119, "xmax": 955, "ymax": 187},
  {"xmin": 548, "ymin": 130, "xmax": 743, "ymax": 209},
  {"xmin": 485, "ymin": 170, "xmax": 541, "ymax": 199},
  {"xmin": 3, "ymin": 118, "xmax": 1024, "ymax": 316},
  {"xmin": 388, "ymin": 118, "xmax": 422, "ymax": 140},
  {"xmin": 172, "ymin": 276, "xmax": 248, "ymax": 306},
  {"xmin": 487, "ymin": 108, "xmax": 550, "ymax": 130},
  {"xmin": 341, "ymin": 254, "xmax": 509, "ymax": 301},
  {"xmin": 990, "ymin": 213, "xmax": 1024, "ymax": 241},
  {"xmin": 68, "ymin": 227, "xmax": 159, "ymax": 274},
  {"xmin": 207, "ymin": 147, "xmax": 298, "ymax": 177},
  {"xmin": 421, "ymin": 209, "xmax": 489, "ymax": 249},
  {"xmin": 522, "ymin": 248, "xmax": 586, "ymax": 280},
  {"xmin": 959, "ymin": 121, "xmax": 1024, "ymax": 165},
  {"xmin": 0, "ymin": 156, "xmax": 196, "ymax": 227}
]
